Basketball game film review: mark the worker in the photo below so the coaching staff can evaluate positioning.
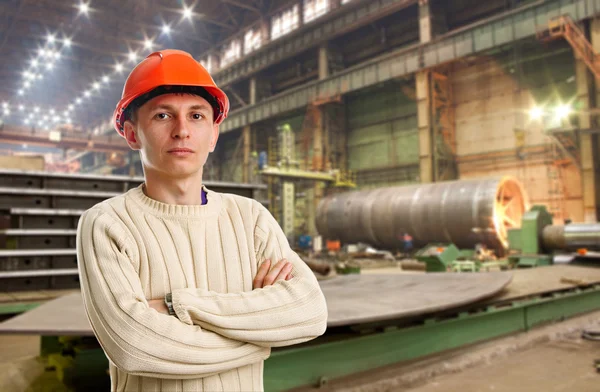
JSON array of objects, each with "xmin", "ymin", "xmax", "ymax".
[
  {"xmin": 76, "ymin": 50, "xmax": 327, "ymax": 392},
  {"xmin": 402, "ymin": 232, "xmax": 414, "ymax": 256}
]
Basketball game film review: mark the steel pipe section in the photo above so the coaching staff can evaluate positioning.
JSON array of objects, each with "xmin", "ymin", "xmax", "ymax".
[
  {"xmin": 316, "ymin": 177, "xmax": 528, "ymax": 252},
  {"xmin": 542, "ymin": 223, "xmax": 600, "ymax": 251}
]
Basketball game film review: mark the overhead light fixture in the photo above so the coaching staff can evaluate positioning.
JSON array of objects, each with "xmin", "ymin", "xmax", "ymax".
[
  {"xmin": 24, "ymin": 119, "xmax": 30, "ymax": 125},
  {"xmin": 144, "ymin": 39, "xmax": 154, "ymax": 50},
  {"xmin": 1, "ymin": 102, "xmax": 7, "ymax": 109},
  {"xmin": 46, "ymin": 63, "xmax": 54, "ymax": 70},
  {"xmin": 84, "ymin": 90, "xmax": 91, "ymax": 97},
  {"xmin": 114, "ymin": 62, "xmax": 124, "ymax": 73},
  {"xmin": 31, "ymin": 59, "xmax": 39, "ymax": 67},
  {"xmin": 78, "ymin": 2, "xmax": 90, "ymax": 15},
  {"xmin": 75, "ymin": 98, "xmax": 82, "ymax": 104},
  {"xmin": 37, "ymin": 74, "xmax": 43, "ymax": 80},
  {"xmin": 17, "ymin": 89, "xmax": 24, "ymax": 95},
  {"xmin": 555, "ymin": 104, "xmax": 572, "ymax": 120},
  {"xmin": 68, "ymin": 104, "xmax": 74, "ymax": 111},
  {"xmin": 102, "ymin": 75, "xmax": 109, "ymax": 83},
  {"xmin": 128, "ymin": 51, "xmax": 138, "ymax": 63},
  {"xmin": 63, "ymin": 38, "xmax": 72, "ymax": 47},
  {"xmin": 18, "ymin": 105, "xmax": 24, "ymax": 111},
  {"xmin": 34, "ymin": 106, "xmax": 40, "ymax": 113},
  {"xmin": 529, "ymin": 106, "xmax": 543, "ymax": 121},
  {"xmin": 182, "ymin": 5, "xmax": 193, "ymax": 20},
  {"xmin": 92, "ymin": 82, "xmax": 100, "ymax": 90},
  {"xmin": 49, "ymin": 109, "xmax": 55, "ymax": 115},
  {"xmin": 47, "ymin": 34, "xmax": 56, "ymax": 43},
  {"xmin": 24, "ymin": 81, "xmax": 31, "ymax": 88},
  {"xmin": 162, "ymin": 24, "xmax": 171, "ymax": 35}
]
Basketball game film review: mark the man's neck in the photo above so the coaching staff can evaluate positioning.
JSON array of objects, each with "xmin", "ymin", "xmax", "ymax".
[{"xmin": 142, "ymin": 170, "xmax": 205, "ymax": 206}]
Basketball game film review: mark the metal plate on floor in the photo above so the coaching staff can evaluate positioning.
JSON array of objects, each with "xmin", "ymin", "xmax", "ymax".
[{"xmin": 322, "ymin": 272, "xmax": 512, "ymax": 327}]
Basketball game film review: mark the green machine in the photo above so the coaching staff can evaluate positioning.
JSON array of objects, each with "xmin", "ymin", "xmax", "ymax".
[
  {"xmin": 415, "ymin": 244, "xmax": 460, "ymax": 272},
  {"xmin": 507, "ymin": 205, "xmax": 554, "ymax": 267}
]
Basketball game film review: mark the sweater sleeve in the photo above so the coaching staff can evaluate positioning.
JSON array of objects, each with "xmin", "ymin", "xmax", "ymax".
[
  {"xmin": 76, "ymin": 209, "xmax": 269, "ymax": 379},
  {"xmin": 171, "ymin": 203, "xmax": 328, "ymax": 348}
]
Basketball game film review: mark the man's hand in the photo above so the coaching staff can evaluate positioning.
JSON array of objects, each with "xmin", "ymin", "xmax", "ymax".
[
  {"xmin": 253, "ymin": 259, "xmax": 293, "ymax": 289},
  {"xmin": 148, "ymin": 299, "xmax": 170, "ymax": 315}
]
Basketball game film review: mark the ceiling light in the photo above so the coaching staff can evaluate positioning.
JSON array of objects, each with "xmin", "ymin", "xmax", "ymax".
[
  {"xmin": 92, "ymin": 82, "xmax": 100, "ymax": 90},
  {"xmin": 18, "ymin": 105, "xmax": 24, "ymax": 111},
  {"xmin": 3, "ymin": 109, "xmax": 10, "ymax": 116},
  {"xmin": 34, "ymin": 107, "xmax": 40, "ymax": 113},
  {"xmin": 31, "ymin": 59, "xmax": 39, "ymax": 67},
  {"xmin": 46, "ymin": 63, "xmax": 54, "ymax": 70},
  {"xmin": 75, "ymin": 98, "xmax": 82, "ymax": 104},
  {"xmin": 24, "ymin": 119, "xmax": 30, "ymax": 125},
  {"xmin": 37, "ymin": 74, "xmax": 43, "ymax": 80},
  {"xmin": 101, "ymin": 75, "xmax": 109, "ymax": 83},
  {"xmin": 555, "ymin": 104, "xmax": 572, "ymax": 120},
  {"xmin": 114, "ymin": 62, "xmax": 123, "ymax": 72},
  {"xmin": 162, "ymin": 24, "xmax": 171, "ymax": 34},
  {"xmin": 53, "ymin": 51, "xmax": 61, "ymax": 59},
  {"xmin": 78, "ymin": 2, "xmax": 90, "ymax": 15},
  {"xmin": 128, "ymin": 51, "xmax": 138, "ymax": 63},
  {"xmin": 24, "ymin": 81, "xmax": 31, "ymax": 88},
  {"xmin": 144, "ymin": 39, "xmax": 153, "ymax": 50},
  {"xmin": 43, "ymin": 115, "xmax": 49, "ymax": 121},
  {"xmin": 183, "ymin": 5, "xmax": 193, "ymax": 20},
  {"xmin": 49, "ymin": 109, "xmax": 55, "ymax": 115},
  {"xmin": 17, "ymin": 89, "xmax": 24, "ymax": 95},
  {"xmin": 84, "ymin": 90, "xmax": 91, "ymax": 97},
  {"xmin": 2, "ymin": 102, "xmax": 7, "ymax": 109},
  {"xmin": 47, "ymin": 34, "xmax": 56, "ymax": 43},
  {"xmin": 63, "ymin": 38, "xmax": 72, "ymax": 47},
  {"xmin": 68, "ymin": 104, "xmax": 74, "ymax": 111},
  {"xmin": 63, "ymin": 110, "xmax": 68, "ymax": 116}
]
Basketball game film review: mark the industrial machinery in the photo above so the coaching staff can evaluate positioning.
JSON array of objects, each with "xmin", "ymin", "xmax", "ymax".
[
  {"xmin": 316, "ymin": 177, "xmax": 528, "ymax": 255},
  {"xmin": 508, "ymin": 205, "xmax": 600, "ymax": 267}
]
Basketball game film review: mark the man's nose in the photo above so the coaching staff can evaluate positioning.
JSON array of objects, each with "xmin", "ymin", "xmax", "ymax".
[{"xmin": 172, "ymin": 116, "xmax": 190, "ymax": 139}]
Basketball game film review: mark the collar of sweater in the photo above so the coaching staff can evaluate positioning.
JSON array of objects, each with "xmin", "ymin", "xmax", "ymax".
[{"xmin": 128, "ymin": 183, "xmax": 223, "ymax": 218}]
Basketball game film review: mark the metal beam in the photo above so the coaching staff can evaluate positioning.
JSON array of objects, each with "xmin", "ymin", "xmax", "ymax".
[
  {"xmin": 214, "ymin": 0, "xmax": 418, "ymax": 88},
  {"xmin": 220, "ymin": 0, "xmax": 600, "ymax": 133},
  {"xmin": 222, "ymin": 0, "xmax": 262, "ymax": 15}
]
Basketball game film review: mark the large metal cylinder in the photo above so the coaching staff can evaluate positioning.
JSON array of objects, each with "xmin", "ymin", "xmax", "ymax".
[
  {"xmin": 542, "ymin": 223, "xmax": 600, "ymax": 251},
  {"xmin": 316, "ymin": 177, "xmax": 528, "ymax": 252}
]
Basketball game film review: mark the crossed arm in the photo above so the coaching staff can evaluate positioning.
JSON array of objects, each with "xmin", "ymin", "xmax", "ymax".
[{"xmin": 77, "ymin": 206, "xmax": 327, "ymax": 379}]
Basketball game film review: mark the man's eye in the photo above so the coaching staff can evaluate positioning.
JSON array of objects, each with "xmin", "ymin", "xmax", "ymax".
[
  {"xmin": 192, "ymin": 113, "xmax": 204, "ymax": 120},
  {"xmin": 155, "ymin": 113, "xmax": 170, "ymax": 120}
]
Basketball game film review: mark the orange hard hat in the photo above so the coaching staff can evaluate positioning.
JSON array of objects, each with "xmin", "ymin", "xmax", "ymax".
[{"xmin": 113, "ymin": 49, "xmax": 230, "ymax": 136}]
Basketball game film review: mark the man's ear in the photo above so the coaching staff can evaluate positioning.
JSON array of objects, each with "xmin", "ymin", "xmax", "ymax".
[
  {"xmin": 209, "ymin": 123, "xmax": 220, "ymax": 153},
  {"xmin": 123, "ymin": 121, "xmax": 141, "ymax": 150}
]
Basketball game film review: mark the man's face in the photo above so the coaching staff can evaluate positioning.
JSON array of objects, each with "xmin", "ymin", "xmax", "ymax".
[{"xmin": 123, "ymin": 93, "xmax": 219, "ymax": 178}]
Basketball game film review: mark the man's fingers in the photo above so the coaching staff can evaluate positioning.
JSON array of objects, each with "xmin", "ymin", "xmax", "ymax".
[
  {"xmin": 263, "ymin": 260, "xmax": 288, "ymax": 287},
  {"xmin": 275, "ymin": 262, "xmax": 293, "ymax": 282},
  {"xmin": 253, "ymin": 259, "xmax": 271, "ymax": 289}
]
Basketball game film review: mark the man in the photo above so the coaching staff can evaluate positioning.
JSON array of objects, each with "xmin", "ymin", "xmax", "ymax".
[{"xmin": 76, "ymin": 50, "xmax": 328, "ymax": 392}]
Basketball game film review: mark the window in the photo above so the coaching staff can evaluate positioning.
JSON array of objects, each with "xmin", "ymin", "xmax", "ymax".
[
  {"xmin": 244, "ymin": 26, "xmax": 265, "ymax": 55},
  {"xmin": 220, "ymin": 39, "xmax": 242, "ymax": 68},
  {"xmin": 304, "ymin": 0, "xmax": 330, "ymax": 23},
  {"xmin": 200, "ymin": 54, "xmax": 219, "ymax": 73},
  {"xmin": 271, "ymin": 4, "xmax": 300, "ymax": 40}
]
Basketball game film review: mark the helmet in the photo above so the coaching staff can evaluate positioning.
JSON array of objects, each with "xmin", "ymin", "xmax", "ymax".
[{"xmin": 113, "ymin": 49, "xmax": 229, "ymax": 136}]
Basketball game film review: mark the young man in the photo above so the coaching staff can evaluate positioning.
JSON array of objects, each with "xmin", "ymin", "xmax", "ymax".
[{"xmin": 76, "ymin": 49, "xmax": 328, "ymax": 391}]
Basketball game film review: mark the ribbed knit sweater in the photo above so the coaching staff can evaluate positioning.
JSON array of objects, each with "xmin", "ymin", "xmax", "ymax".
[{"xmin": 76, "ymin": 184, "xmax": 328, "ymax": 392}]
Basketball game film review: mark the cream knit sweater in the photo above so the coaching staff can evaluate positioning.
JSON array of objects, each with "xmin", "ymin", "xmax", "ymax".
[{"xmin": 76, "ymin": 184, "xmax": 328, "ymax": 392}]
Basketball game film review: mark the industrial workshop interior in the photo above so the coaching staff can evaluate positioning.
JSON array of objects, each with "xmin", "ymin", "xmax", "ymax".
[{"xmin": 3, "ymin": 0, "xmax": 600, "ymax": 391}]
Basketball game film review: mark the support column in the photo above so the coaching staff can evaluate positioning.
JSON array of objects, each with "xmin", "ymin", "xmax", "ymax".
[
  {"xmin": 590, "ymin": 18, "xmax": 600, "ymax": 221},
  {"xmin": 249, "ymin": 77, "xmax": 257, "ymax": 105},
  {"xmin": 576, "ymin": 21, "xmax": 597, "ymax": 222},
  {"xmin": 242, "ymin": 125, "xmax": 251, "ymax": 183},
  {"xmin": 417, "ymin": 0, "xmax": 433, "ymax": 183}
]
